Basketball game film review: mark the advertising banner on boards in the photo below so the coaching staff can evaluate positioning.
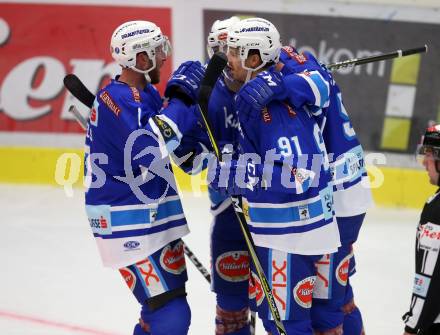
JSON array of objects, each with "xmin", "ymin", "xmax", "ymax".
[{"xmin": 0, "ymin": 4, "xmax": 172, "ymax": 134}]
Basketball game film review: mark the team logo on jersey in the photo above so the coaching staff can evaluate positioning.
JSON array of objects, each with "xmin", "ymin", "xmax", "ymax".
[
  {"xmin": 120, "ymin": 267, "xmax": 137, "ymax": 291},
  {"xmin": 249, "ymin": 271, "xmax": 264, "ymax": 306},
  {"xmin": 336, "ymin": 254, "xmax": 351, "ymax": 286},
  {"xmin": 215, "ymin": 251, "xmax": 250, "ymax": 282},
  {"xmin": 281, "ymin": 46, "xmax": 307, "ymax": 64},
  {"xmin": 262, "ymin": 107, "xmax": 271, "ymax": 123},
  {"xmin": 99, "ymin": 91, "xmax": 121, "ymax": 116},
  {"xmin": 293, "ymin": 276, "xmax": 315, "ymax": 308},
  {"xmin": 90, "ymin": 107, "xmax": 98, "ymax": 126},
  {"xmin": 160, "ymin": 241, "xmax": 186, "ymax": 275}
]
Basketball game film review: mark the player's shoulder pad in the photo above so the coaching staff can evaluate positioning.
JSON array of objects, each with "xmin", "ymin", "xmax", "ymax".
[
  {"xmin": 97, "ymin": 81, "xmax": 141, "ymax": 116},
  {"xmin": 281, "ymin": 45, "xmax": 308, "ymax": 65},
  {"xmin": 281, "ymin": 46, "xmax": 323, "ymax": 72}
]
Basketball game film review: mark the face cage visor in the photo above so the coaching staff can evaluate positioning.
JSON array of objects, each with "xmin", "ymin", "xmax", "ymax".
[
  {"xmin": 130, "ymin": 35, "xmax": 172, "ymax": 79},
  {"xmin": 207, "ymin": 40, "xmax": 228, "ymax": 59},
  {"xmin": 155, "ymin": 35, "xmax": 172, "ymax": 59}
]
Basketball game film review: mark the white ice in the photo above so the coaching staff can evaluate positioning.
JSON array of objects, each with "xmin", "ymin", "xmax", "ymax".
[{"xmin": 0, "ymin": 184, "xmax": 419, "ymax": 334}]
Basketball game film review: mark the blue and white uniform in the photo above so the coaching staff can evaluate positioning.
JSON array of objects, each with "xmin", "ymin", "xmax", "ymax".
[
  {"xmin": 238, "ymin": 101, "xmax": 340, "ymax": 256},
  {"xmin": 84, "ymin": 78, "xmax": 210, "ymax": 335},
  {"xmin": 85, "ymin": 79, "xmax": 206, "ymax": 269},
  {"xmin": 279, "ymin": 46, "xmax": 372, "ymax": 334},
  {"xmin": 236, "ymin": 92, "xmax": 340, "ymax": 333}
]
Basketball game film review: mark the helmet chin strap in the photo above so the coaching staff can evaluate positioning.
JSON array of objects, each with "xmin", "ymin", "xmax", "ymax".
[
  {"xmin": 131, "ymin": 56, "xmax": 157, "ymax": 83},
  {"xmin": 131, "ymin": 66, "xmax": 152, "ymax": 83},
  {"xmin": 245, "ymin": 69, "xmax": 253, "ymax": 83},
  {"xmin": 241, "ymin": 58, "xmax": 266, "ymax": 83}
]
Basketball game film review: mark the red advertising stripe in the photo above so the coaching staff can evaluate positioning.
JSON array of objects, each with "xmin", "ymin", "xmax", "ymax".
[
  {"xmin": 0, "ymin": 309, "xmax": 122, "ymax": 335},
  {"xmin": 0, "ymin": 4, "xmax": 171, "ymax": 133}
]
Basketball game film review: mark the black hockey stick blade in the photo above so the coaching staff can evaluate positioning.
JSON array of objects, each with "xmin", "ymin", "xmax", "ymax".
[{"xmin": 63, "ymin": 74, "xmax": 95, "ymax": 108}]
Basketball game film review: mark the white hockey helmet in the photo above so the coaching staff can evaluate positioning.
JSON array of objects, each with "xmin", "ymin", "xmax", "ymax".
[
  {"xmin": 227, "ymin": 17, "xmax": 281, "ymax": 72},
  {"xmin": 207, "ymin": 16, "xmax": 240, "ymax": 58},
  {"xmin": 110, "ymin": 20, "xmax": 171, "ymax": 79}
]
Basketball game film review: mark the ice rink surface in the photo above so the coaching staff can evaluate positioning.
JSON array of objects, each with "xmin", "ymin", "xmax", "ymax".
[{"xmin": 0, "ymin": 184, "xmax": 421, "ymax": 335}]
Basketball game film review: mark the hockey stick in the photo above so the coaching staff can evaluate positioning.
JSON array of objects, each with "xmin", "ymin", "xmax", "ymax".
[
  {"xmin": 198, "ymin": 53, "xmax": 287, "ymax": 335},
  {"xmin": 326, "ymin": 45, "xmax": 428, "ymax": 70},
  {"xmin": 64, "ymin": 72, "xmax": 259, "ymax": 335}
]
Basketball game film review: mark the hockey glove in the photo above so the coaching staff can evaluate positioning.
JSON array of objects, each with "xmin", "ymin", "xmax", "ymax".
[
  {"xmin": 165, "ymin": 61, "xmax": 205, "ymax": 105},
  {"xmin": 235, "ymin": 67, "xmax": 287, "ymax": 121},
  {"xmin": 207, "ymin": 158, "xmax": 260, "ymax": 196}
]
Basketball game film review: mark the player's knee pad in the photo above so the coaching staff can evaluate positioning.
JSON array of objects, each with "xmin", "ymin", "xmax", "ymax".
[
  {"xmin": 216, "ymin": 305, "xmax": 250, "ymax": 335},
  {"xmin": 342, "ymin": 300, "xmax": 364, "ymax": 335},
  {"xmin": 142, "ymin": 296, "xmax": 191, "ymax": 335},
  {"xmin": 262, "ymin": 319, "xmax": 312, "ymax": 335}
]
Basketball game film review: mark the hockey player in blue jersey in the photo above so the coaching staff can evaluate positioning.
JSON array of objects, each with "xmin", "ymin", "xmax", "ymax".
[
  {"xmin": 84, "ymin": 20, "xmax": 210, "ymax": 335},
  {"xmin": 210, "ymin": 17, "xmax": 341, "ymax": 335},
  {"xmin": 235, "ymin": 43, "xmax": 373, "ymax": 334},
  {"xmin": 206, "ymin": 16, "xmax": 253, "ymax": 335}
]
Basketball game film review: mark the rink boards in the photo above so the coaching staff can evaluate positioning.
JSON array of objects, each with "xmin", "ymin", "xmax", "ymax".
[{"xmin": 0, "ymin": 146, "xmax": 436, "ymax": 209}]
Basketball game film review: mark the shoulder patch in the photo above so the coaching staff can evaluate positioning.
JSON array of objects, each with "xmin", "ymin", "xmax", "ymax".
[
  {"xmin": 282, "ymin": 45, "xmax": 307, "ymax": 64},
  {"xmin": 99, "ymin": 91, "xmax": 121, "ymax": 116},
  {"xmin": 130, "ymin": 87, "xmax": 141, "ymax": 103}
]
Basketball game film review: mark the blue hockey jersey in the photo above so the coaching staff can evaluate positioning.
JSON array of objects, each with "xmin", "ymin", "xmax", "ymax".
[
  {"xmin": 207, "ymin": 76, "xmax": 241, "ymax": 214},
  {"xmin": 279, "ymin": 46, "xmax": 372, "ymax": 217},
  {"xmin": 237, "ymin": 98, "xmax": 340, "ymax": 255},
  {"xmin": 84, "ymin": 79, "xmax": 207, "ymax": 268}
]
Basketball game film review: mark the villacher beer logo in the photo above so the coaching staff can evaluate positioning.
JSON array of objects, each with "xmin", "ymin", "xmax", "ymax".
[
  {"xmin": 120, "ymin": 267, "xmax": 137, "ymax": 291},
  {"xmin": 215, "ymin": 251, "xmax": 250, "ymax": 282},
  {"xmin": 160, "ymin": 241, "xmax": 186, "ymax": 274},
  {"xmin": 336, "ymin": 254, "xmax": 351, "ymax": 286},
  {"xmin": 293, "ymin": 276, "xmax": 315, "ymax": 308}
]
